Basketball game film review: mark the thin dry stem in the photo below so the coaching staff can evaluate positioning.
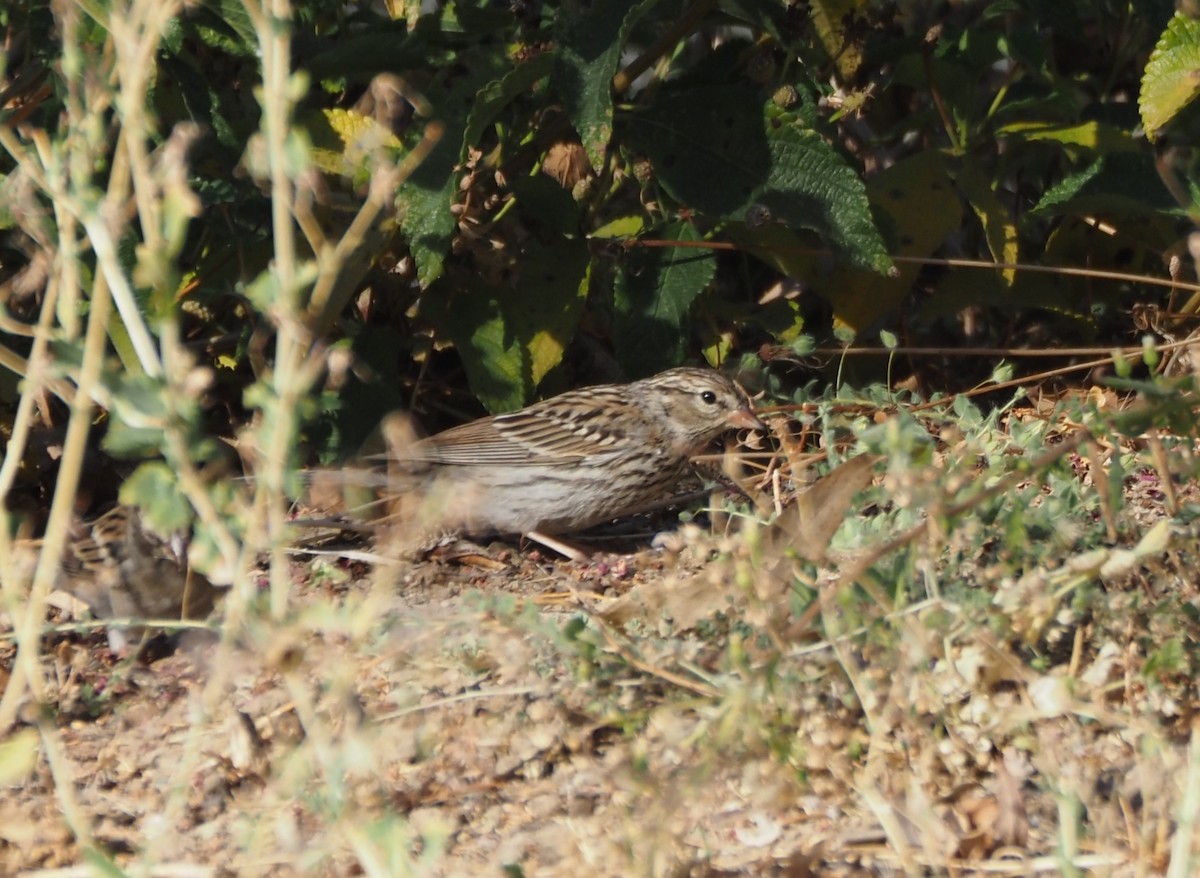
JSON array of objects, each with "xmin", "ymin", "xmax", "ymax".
[{"xmin": 0, "ymin": 236, "xmax": 112, "ymax": 732}]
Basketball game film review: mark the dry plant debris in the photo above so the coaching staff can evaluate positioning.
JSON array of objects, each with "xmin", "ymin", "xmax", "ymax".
[{"xmin": 5, "ymin": 395, "xmax": 1200, "ymax": 876}]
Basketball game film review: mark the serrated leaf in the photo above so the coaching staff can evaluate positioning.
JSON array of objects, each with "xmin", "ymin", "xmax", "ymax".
[
  {"xmin": 797, "ymin": 150, "xmax": 960, "ymax": 332},
  {"xmin": 614, "ymin": 222, "xmax": 716, "ymax": 376},
  {"xmin": 399, "ymin": 46, "xmax": 512, "ymax": 286},
  {"xmin": 757, "ymin": 123, "xmax": 889, "ymax": 272},
  {"xmin": 626, "ymin": 85, "xmax": 888, "ymax": 272},
  {"xmin": 554, "ymin": 0, "xmax": 649, "ymax": 170},
  {"xmin": 1140, "ymin": 12, "xmax": 1200, "ymax": 138},
  {"xmin": 1029, "ymin": 152, "xmax": 1179, "ymax": 218},
  {"xmin": 465, "ymin": 53, "xmax": 554, "ymax": 148},
  {"xmin": 398, "ymin": 157, "xmax": 457, "ymax": 287}
]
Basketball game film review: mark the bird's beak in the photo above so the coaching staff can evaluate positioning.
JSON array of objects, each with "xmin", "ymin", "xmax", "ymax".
[{"xmin": 728, "ymin": 406, "xmax": 768, "ymax": 432}]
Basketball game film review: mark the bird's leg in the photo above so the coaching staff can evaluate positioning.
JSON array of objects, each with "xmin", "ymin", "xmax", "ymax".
[{"xmin": 524, "ymin": 530, "xmax": 591, "ymax": 562}]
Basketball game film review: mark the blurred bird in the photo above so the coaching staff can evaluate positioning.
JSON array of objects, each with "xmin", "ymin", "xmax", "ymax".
[{"xmin": 54, "ymin": 505, "xmax": 218, "ymax": 653}]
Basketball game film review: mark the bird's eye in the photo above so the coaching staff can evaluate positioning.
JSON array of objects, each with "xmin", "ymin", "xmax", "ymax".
[{"xmin": 700, "ymin": 390, "xmax": 718, "ymax": 404}]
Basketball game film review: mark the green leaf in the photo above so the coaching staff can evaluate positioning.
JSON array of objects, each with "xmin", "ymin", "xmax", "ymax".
[
  {"xmin": 614, "ymin": 222, "xmax": 715, "ymax": 376},
  {"xmin": 432, "ymin": 240, "xmax": 590, "ymax": 411},
  {"xmin": 120, "ymin": 463, "xmax": 194, "ymax": 534},
  {"xmin": 1143, "ymin": 636, "xmax": 1185, "ymax": 677},
  {"xmin": 590, "ymin": 214, "xmax": 645, "ymax": 239},
  {"xmin": 102, "ymin": 374, "xmax": 170, "ymax": 457},
  {"xmin": 509, "ymin": 174, "xmax": 582, "ymax": 235},
  {"xmin": 1029, "ymin": 152, "xmax": 1180, "ymax": 219},
  {"xmin": 304, "ymin": 19, "xmax": 435, "ymax": 82},
  {"xmin": 305, "ymin": 108, "xmax": 403, "ymax": 183},
  {"xmin": 554, "ymin": 0, "xmax": 648, "ymax": 170},
  {"xmin": 625, "ymin": 82, "xmax": 769, "ymax": 216},
  {"xmin": 809, "ymin": 0, "xmax": 863, "ymax": 79},
  {"xmin": 397, "ymin": 37, "xmax": 514, "ymax": 286},
  {"xmin": 81, "ymin": 847, "xmax": 129, "ymax": 878},
  {"xmin": 464, "ymin": 53, "xmax": 554, "ymax": 149},
  {"xmin": 1140, "ymin": 12, "xmax": 1200, "ymax": 139},
  {"xmin": 192, "ymin": 0, "xmax": 257, "ymax": 56},
  {"xmin": 994, "ymin": 119, "xmax": 1135, "ymax": 152},
  {"xmin": 398, "ymin": 145, "xmax": 458, "ymax": 287},
  {"xmin": 625, "ymin": 85, "xmax": 889, "ymax": 272},
  {"xmin": 742, "ymin": 149, "xmax": 954, "ymax": 333},
  {"xmin": 757, "ymin": 121, "xmax": 889, "ymax": 273},
  {"xmin": 955, "ymin": 160, "xmax": 1018, "ymax": 285},
  {"xmin": 310, "ymin": 332, "xmax": 408, "ymax": 462}
]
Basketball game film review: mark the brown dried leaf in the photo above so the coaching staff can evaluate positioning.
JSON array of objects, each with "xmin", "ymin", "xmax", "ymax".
[
  {"xmin": 543, "ymin": 141, "xmax": 592, "ymax": 188},
  {"xmin": 776, "ymin": 454, "xmax": 878, "ymax": 562},
  {"xmin": 598, "ymin": 569, "xmax": 734, "ymax": 631}
]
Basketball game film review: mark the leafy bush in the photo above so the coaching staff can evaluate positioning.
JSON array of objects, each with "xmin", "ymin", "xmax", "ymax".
[{"xmin": 1, "ymin": 0, "xmax": 1199, "ymax": 553}]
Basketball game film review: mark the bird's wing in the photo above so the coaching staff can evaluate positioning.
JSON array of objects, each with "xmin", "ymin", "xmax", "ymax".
[{"xmin": 404, "ymin": 386, "xmax": 639, "ymax": 466}]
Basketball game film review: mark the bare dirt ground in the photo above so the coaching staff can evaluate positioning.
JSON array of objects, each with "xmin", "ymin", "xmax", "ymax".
[{"xmin": 4, "ymin": 468, "xmax": 1200, "ymax": 877}]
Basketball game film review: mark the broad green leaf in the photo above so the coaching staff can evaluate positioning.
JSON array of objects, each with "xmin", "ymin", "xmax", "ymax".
[
  {"xmin": 191, "ymin": 0, "xmax": 257, "ymax": 55},
  {"xmin": 99, "ymin": 430, "xmax": 178, "ymax": 469},
  {"xmin": 614, "ymin": 222, "xmax": 716, "ymax": 376},
  {"xmin": 1029, "ymin": 153, "xmax": 1180, "ymax": 219},
  {"xmin": 464, "ymin": 53, "xmax": 554, "ymax": 149},
  {"xmin": 509, "ymin": 174, "xmax": 582, "ymax": 235},
  {"xmin": 626, "ymin": 85, "xmax": 889, "ymax": 272},
  {"xmin": 103, "ymin": 374, "xmax": 169, "ymax": 457},
  {"xmin": 804, "ymin": 150, "xmax": 960, "ymax": 332},
  {"xmin": 305, "ymin": 19, "xmax": 438, "ymax": 81},
  {"xmin": 994, "ymin": 119, "xmax": 1135, "ymax": 152},
  {"xmin": 396, "ymin": 39, "xmax": 513, "ymax": 286},
  {"xmin": 758, "ymin": 121, "xmax": 889, "ymax": 272},
  {"xmin": 397, "ymin": 148, "xmax": 458, "ymax": 287},
  {"xmin": 1140, "ymin": 12, "xmax": 1200, "ymax": 138},
  {"xmin": 624, "ymin": 82, "xmax": 769, "ymax": 217},
  {"xmin": 120, "ymin": 462, "xmax": 193, "ymax": 535},
  {"xmin": 554, "ymin": 0, "xmax": 648, "ymax": 170},
  {"xmin": 306, "ymin": 108, "xmax": 403, "ymax": 183},
  {"xmin": 590, "ymin": 214, "xmax": 645, "ymax": 239},
  {"xmin": 809, "ymin": 0, "xmax": 865, "ymax": 79},
  {"xmin": 955, "ymin": 161, "xmax": 1018, "ymax": 285},
  {"xmin": 432, "ymin": 241, "xmax": 590, "ymax": 411}
]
